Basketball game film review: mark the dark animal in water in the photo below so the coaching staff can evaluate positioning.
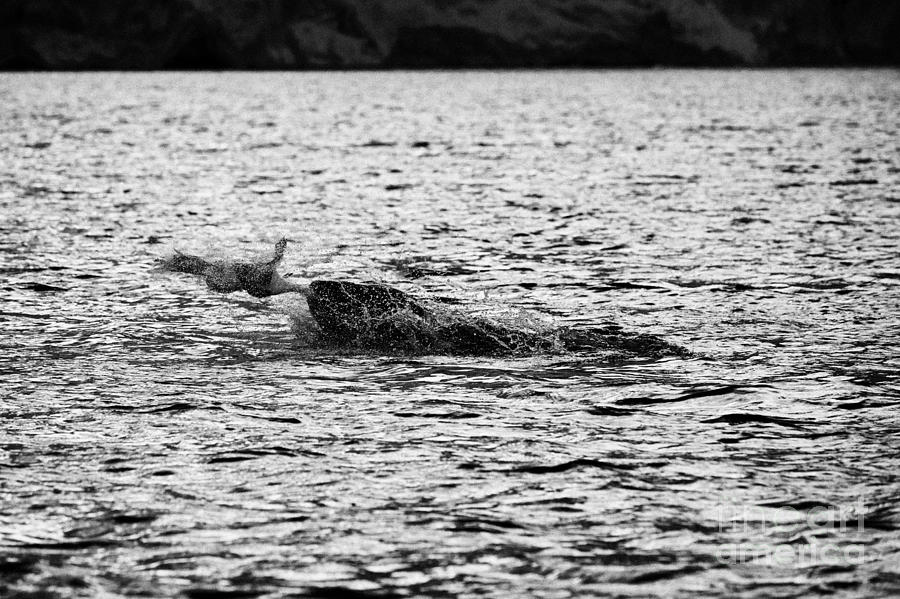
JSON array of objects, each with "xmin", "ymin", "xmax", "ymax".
[{"xmin": 160, "ymin": 240, "xmax": 687, "ymax": 358}]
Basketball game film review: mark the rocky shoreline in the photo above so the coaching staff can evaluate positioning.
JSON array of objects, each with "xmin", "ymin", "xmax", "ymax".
[{"xmin": 3, "ymin": 0, "xmax": 898, "ymax": 69}]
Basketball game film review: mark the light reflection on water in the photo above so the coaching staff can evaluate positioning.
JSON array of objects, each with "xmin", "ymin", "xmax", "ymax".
[{"xmin": 1, "ymin": 70, "xmax": 899, "ymax": 597}]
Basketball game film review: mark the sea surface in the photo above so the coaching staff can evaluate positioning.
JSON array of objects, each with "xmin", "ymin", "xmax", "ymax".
[{"xmin": 1, "ymin": 70, "xmax": 899, "ymax": 598}]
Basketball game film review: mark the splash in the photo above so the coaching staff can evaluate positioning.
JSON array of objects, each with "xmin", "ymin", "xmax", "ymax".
[{"xmin": 159, "ymin": 242, "xmax": 688, "ymax": 359}]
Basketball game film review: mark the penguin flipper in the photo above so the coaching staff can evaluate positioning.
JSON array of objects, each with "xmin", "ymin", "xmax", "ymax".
[{"xmin": 268, "ymin": 238, "xmax": 288, "ymax": 266}]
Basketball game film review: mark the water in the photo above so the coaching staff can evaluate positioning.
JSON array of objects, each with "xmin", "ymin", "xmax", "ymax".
[{"xmin": 1, "ymin": 70, "xmax": 899, "ymax": 597}]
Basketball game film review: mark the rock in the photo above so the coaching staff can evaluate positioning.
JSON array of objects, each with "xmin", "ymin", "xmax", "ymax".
[{"xmin": 1, "ymin": 0, "xmax": 898, "ymax": 69}]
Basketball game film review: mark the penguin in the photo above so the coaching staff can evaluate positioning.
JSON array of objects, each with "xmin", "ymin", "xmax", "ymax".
[{"xmin": 163, "ymin": 238, "xmax": 303, "ymax": 298}]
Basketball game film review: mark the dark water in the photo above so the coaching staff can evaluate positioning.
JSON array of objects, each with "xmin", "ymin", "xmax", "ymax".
[{"xmin": 1, "ymin": 70, "xmax": 899, "ymax": 598}]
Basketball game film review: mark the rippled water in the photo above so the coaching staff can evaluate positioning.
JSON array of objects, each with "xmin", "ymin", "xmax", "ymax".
[{"xmin": 2, "ymin": 70, "xmax": 899, "ymax": 598}]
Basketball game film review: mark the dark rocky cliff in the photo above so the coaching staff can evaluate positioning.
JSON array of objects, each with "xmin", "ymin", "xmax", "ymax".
[{"xmin": 2, "ymin": 0, "xmax": 899, "ymax": 69}]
